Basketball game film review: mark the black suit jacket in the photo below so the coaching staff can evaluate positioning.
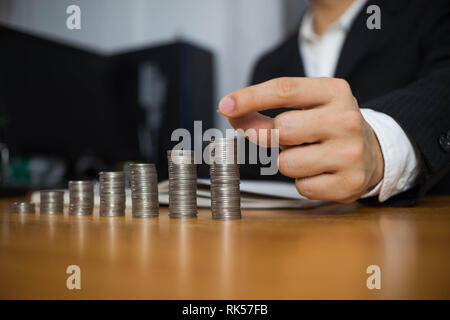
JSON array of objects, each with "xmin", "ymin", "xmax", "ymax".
[{"xmin": 245, "ymin": 0, "xmax": 450, "ymax": 206}]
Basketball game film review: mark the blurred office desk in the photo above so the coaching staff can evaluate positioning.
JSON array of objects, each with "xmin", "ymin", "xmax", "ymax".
[{"xmin": 0, "ymin": 195, "xmax": 449, "ymax": 299}]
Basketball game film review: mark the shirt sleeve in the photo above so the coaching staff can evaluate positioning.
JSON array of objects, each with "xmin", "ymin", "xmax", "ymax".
[{"xmin": 359, "ymin": 108, "xmax": 422, "ymax": 202}]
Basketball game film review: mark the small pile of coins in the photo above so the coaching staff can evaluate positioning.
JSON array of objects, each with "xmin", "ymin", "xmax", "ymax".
[
  {"xmin": 99, "ymin": 171, "xmax": 126, "ymax": 217},
  {"xmin": 40, "ymin": 191, "xmax": 64, "ymax": 214},
  {"xmin": 129, "ymin": 163, "xmax": 159, "ymax": 218},
  {"xmin": 167, "ymin": 150, "xmax": 197, "ymax": 218},
  {"xmin": 209, "ymin": 138, "xmax": 241, "ymax": 219},
  {"xmin": 68, "ymin": 180, "xmax": 94, "ymax": 216},
  {"xmin": 11, "ymin": 202, "xmax": 35, "ymax": 214}
]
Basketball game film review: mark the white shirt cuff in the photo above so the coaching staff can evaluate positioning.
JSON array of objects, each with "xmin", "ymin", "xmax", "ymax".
[{"xmin": 359, "ymin": 108, "xmax": 421, "ymax": 202}]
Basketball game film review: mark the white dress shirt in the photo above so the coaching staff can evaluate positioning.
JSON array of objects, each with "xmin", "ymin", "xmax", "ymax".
[{"xmin": 299, "ymin": 0, "xmax": 421, "ymax": 202}]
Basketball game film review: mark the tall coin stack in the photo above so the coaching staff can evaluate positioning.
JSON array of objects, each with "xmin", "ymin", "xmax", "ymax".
[
  {"xmin": 167, "ymin": 150, "xmax": 197, "ymax": 218},
  {"xmin": 68, "ymin": 180, "xmax": 94, "ymax": 216},
  {"xmin": 129, "ymin": 163, "xmax": 159, "ymax": 218},
  {"xmin": 209, "ymin": 138, "xmax": 241, "ymax": 219},
  {"xmin": 40, "ymin": 191, "xmax": 65, "ymax": 214},
  {"xmin": 99, "ymin": 171, "xmax": 126, "ymax": 217}
]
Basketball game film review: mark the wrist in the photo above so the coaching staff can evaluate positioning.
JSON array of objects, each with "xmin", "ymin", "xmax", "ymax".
[{"xmin": 367, "ymin": 124, "xmax": 384, "ymax": 189}]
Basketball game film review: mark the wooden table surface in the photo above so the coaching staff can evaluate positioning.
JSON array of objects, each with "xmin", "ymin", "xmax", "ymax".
[{"xmin": 1, "ymin": 195, "xmax": 449, "ymax": 299}]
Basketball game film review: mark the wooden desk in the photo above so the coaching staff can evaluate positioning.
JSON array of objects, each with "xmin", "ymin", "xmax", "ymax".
[{"xmin": 0, "ymin": 195, "xmax": 449, "ymax": 299}]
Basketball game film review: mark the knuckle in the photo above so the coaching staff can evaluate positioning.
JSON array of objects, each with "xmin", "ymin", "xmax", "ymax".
[
  {"xmin": 275, "ymin": 77, "xmax": 295, "ymax": 99},
  {"xmin": 295, "ymin": 179, "xmax": 316, "ymax": 199},
  {"xmin": 345, "ymin": 143, "xmax": 364, "ymax": 163},
  {"xmin": 273, "ymin": 116, "xmax": 288, "ymax": 144},
  {"xmin": 337, "ymin": 172, "xmax": 366, "ymax": 201},
  {"xmin": 342, "ymin": 110, "xmax": 364, "ymax": 133},
  {"xmin": 348, "ymin": 172, "xmax": 366, "ymax": 194},
  {"xmin": 274, "ymin": 111, "xmax": 300, "ymax": 144},
  {"xmin": 273, "ymin": 113, "xmax": 284, "ymax": 129},
  {"xmin": 278, "ymin": 151, "xmax": 297, "ymax": 178},
  {"xmin": 317, "ymin": 77, "xmax": 336, "ymax": 99},
  {"xmin": 333, "ymin": 78, "xmax": 352, "ymax": 94},
  {"xmin": 277, "ymin": 152, "xmax": 289, "ymax": 176}
]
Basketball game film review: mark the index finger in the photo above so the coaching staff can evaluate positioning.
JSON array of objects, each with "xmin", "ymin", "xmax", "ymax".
[{"xmin": 218, "ymin": 77, "xmax": 336, "ymax": 118}]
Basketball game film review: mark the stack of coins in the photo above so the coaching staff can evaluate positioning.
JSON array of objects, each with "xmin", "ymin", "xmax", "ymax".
[
  {"xmin": 167, "ymin": 150, "xmax": 197, "ymax": 218},
  {"xmin": 129, "ymin": 163, "xmax": 159, "ymax": 218},
  {"xmin": 11, "ymin": 202, "xmax": 35, "ymax": 214},
  {"xmin": 99, "ymin": 171, "xmax": 126, "ymax": 217},
  {"xmin": 68, "ymin": 180, "xmax": 94, "ymax": 216},
  {"xmin": 209, "ymin": 138, "xmax": 241, "ymax": 219},
  {"xmin": 40, "ymin": 191, "xmax": 65, "ymax": 214}
]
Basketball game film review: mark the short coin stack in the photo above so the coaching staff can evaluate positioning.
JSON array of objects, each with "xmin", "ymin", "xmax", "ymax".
[
  {"xmin": 40, "ymin": 191, "xmax": 65, "ymax": 214},
  {"xmin": 12, "ymin": 202, "xmax": 35, "ymax": 214},
  {"xmin": 209, "ymin": 138, "xmax": 241, "ymax": 219},
  {"xmin": 68, "ymin": 180, "xmax": 94, "ymax": 216},
  {"xmin": 167, "ymin": 150, "xmax": 197, "ymax": 218},
  {"xmin": 129, "ymin": 163, "xmax": 159, "ymax": 218},
  {"xmin": 99, "ymin": 171, "xmax": 126, "ymax": 217}
]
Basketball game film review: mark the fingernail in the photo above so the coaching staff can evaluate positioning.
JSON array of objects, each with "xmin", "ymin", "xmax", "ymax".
[{"xmin": 218, "ymin": 96, "xmax": 235, "ymax": 115}]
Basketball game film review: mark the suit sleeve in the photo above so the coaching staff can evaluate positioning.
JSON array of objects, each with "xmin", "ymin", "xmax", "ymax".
[{"xmin": 360, "ymin": 2, "xmax": 450, "ymax": 206}]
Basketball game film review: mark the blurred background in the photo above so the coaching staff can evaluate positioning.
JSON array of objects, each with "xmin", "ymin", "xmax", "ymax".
[{"xmin": 0, "ymin": 0, "xmax": 306, "ymax": 192}]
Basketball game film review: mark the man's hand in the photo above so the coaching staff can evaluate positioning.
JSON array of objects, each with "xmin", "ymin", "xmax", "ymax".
[{"xmin": 218, "ymin": 77, "xmax": 384, "ymax": 203}]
